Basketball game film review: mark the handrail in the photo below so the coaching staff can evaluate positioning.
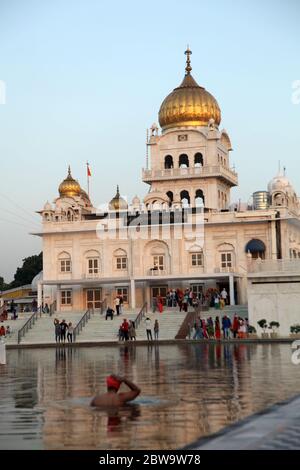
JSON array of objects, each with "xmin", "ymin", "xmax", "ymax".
[
  {"xmin": 17, "ymin": 310, "xmax": 39, "ymax": 344},
  {"xmin": 134, "ymin": 302, "xmax": 147, "ymax": 329},
  {"xmin": 100, "ymin": 298, "xmax": 107, "ymax": 315},
  {"xmin": 49, "ymin": 300, "xmax": 57, "ymax": 317},
  {"xmin": 73, "ymin": 309, "xmax": 92, "ymax": 341}
]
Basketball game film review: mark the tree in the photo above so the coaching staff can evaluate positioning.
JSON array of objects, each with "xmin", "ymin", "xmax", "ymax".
[
  {"xmin": 0, "ymin": 276, "xmax": 10, "ymax": 291},
  {"xmin": 9, "ymin": 252, "xmax": 43, "ymax": 288}
]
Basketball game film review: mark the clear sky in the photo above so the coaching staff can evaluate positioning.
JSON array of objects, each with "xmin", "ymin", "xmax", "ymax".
[{"xmin": 0, "ymin": 0, "xmax": 299, "ymax": 281}]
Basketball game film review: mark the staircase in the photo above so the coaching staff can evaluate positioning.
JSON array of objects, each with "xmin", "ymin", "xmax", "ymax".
[
  {"xmin": 76, "ymin": 309, "xmax": 139, "ymax": 342},
  {"xmin": 20, "ymin": 312, "xmax": 85, "ymax": 344},
  {"xmin": 135, "ymin": 309, "xmax": 187, "ymax": 340},
  {"xmin": 0, "ymin": 314, "xmax": 30, "ymax": 344}
]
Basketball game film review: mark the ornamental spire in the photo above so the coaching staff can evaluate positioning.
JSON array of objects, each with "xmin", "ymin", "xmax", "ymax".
[{"xmin": 184, "ymin": 46, "xmax": 192, "ymax": 75}]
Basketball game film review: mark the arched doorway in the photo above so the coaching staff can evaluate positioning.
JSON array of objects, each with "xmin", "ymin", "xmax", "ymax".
[
  {"xmin": 245, "ymin": 239, "xmax": 266, "ymax": 259},
  {"xmin": 164, "ymin": 155, "xmax": 173, "ymax": 169},
  {"xmin": 179, "ymin": 154, "xmax": 189, "ymax": 168}
]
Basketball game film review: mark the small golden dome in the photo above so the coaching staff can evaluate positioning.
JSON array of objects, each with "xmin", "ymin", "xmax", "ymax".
[
  {"xmin": 158, "ymin": 48, "xmax": 221, "ymax": 130},
  {"xmin": 59, "ymin": 166, "xmax": 82, "ymax": 198},
  {"xmin": 109, "ymin": 186, "xmax": 128, "ymax": 211}
]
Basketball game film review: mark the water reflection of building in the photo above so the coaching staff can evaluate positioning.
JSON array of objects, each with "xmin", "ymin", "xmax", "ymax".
[{"xmin": 6, "ymin": 344, "xmax": 300, "ymax": 450}]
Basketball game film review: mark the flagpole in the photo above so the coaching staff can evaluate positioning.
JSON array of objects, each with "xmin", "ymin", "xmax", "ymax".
[{"xmin": 86, "ymin": 161, "xmax": 90, "ymax": 197}]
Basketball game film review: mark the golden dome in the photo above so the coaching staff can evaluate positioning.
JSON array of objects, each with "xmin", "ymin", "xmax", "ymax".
[
  {"xmin": 158, "ymin": 48, "xmax": 221, "ymax": 130},
  {"xmin": 59, "ymin": 166, "xmax": 82, "ymax": 198},
  {"xmin": 109, "ymin": 185, "xmax": 128, "ymax": 211}
]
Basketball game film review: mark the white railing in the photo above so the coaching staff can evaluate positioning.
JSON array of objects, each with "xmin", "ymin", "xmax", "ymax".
[
  {"xmin": 142, "ymin": 165, "xmax": 238, "ymax": 184},
  {"xmin": 82, "ymin": 273, "xmax": 101, "ymax": 279},
  {"xmin": 148, "ymin": 268, "xmax": 167, "ymax": 276},
  {"xmin": 249, "ymin": 258, "xmax": 300, "ymax": 274},
  {"xmin": 214, "ymin": 267, "xmax": 235, "ymax": 273}
]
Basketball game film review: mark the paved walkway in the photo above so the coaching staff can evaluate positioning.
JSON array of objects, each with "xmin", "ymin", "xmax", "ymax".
[{"xmin": 187, "ymin": 394, "xmax": 300, "ymax": 450}]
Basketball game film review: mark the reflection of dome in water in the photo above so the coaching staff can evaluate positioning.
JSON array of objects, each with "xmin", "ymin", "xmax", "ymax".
[
  {"xmin": 109, "ymin": 186, "xmax": 128, "ymax": 211},
  {"xmin": 59, "ymin": 166, "xmax": 82, "ymax": 198},
  {"xmin": 158, "ymin": 48, "xmax": 221, "ymax": 130}
]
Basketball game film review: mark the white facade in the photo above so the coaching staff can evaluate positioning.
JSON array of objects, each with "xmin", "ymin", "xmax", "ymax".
[
  {"xmin": 35, "ymin": 52, "xmax": 300, "ymax": 314},
  {"xmin": 248, "ymin": 259, "xmax": 300, "ymax": 336}
]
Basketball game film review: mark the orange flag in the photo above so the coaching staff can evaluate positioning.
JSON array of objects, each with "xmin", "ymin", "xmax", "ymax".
[{"xmin": 87, "ymin": 164, "xmax": 91, "ymax": 177}]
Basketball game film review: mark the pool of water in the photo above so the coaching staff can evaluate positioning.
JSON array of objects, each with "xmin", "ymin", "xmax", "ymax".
[{"xmin": 0, "ymin": 343, "xmax": 299, "ymax": 450}]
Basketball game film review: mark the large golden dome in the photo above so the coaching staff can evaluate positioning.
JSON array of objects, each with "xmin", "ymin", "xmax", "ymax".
[
  {"xmin": 158, "ymin": 48, "xmax": 221, "ymax": 130},
  {"xmin": 59, "ymin": 166, "xmax": 82, "ymax": 198}
]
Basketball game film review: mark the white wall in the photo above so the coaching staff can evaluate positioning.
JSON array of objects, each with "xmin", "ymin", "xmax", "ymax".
[{"xmin": 248, "ymin": 275, "xmax": 300, "ymax": 336}]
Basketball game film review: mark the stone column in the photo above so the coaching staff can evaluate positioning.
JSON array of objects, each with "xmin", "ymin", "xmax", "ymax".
[
  {"xmin": 37, "ymin": 283, "xmax": 43, "ymax": 311},
  {"xmin": 56, "ymin": 285, "xmax": 61, "ymax": 312},
  {"xmin": 130, "ymin": 279, "xmax": 136, "ymax": 309},
  {"xmin": 271, "ymin": 217, "xmax": 277, "ymax": 260},
  {"xmin": 229, "ymin": 274, "xmax": 235, "ymax": 306}
]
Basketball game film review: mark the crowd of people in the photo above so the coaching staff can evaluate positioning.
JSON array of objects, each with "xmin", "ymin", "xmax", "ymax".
[
  {"xmin": 152, "ymin": 287, "xmax": 230, "ymax": 313},
  {"xmin": 189, "ymin": 314, "xmax": 249, "ymax": 340}
]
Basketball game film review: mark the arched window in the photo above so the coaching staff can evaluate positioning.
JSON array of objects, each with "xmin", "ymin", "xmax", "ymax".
[
  {"xmin": 145, "ymin": 240, "xmax": 170, "ymax": 275},
  {"xmin": 180, "ymin": 190, "xmax": 190, "ymax": 206},
  {"xmin": 245, "ymin": 239, "xmax": 266, "ymax": 260},
  {"xmin": 189, "ymin": 245, "xmax": 204, "ymax": 267},
  {"xmin": 195, "ymin": 189, "xmax": 205, "ymax": 206},
  {"xmin": 58, "ymin": 251, "xmax": 71, "ymax": 273},
  {"xmin": 113, "ymin": 248, "xmax": 128, "ymax": 271},
  {"xmin": 179, "ymin": 154, "xmax": 189, "ymax": 168},
  {"xmin": 84, "ymin": 250, "xmax": 101, "ymax": 277},
  {"xmin": 217, "ymin": 243, "xmax": 235, "ymax": 271},
  {"xmin": 194, "ymin": 153, "xmax": 203, "ymax": 167},
  {"xmin": 164, "ymin": 155, "xmax": 173, "ymax": 169},
  {"xmin": 166, "ymin": 191, "xmax": 173, "ymax": 206}
]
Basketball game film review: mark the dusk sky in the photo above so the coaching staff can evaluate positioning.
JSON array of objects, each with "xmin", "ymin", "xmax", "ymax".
[{"xmin": 0, "ymin": 0, "xmax": 299, "ymax": 281}]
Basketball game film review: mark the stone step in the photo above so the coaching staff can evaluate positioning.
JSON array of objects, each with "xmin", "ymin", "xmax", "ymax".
[{"xmin": 21, "ymin": 312, "xmax": 85, "ymax": 344}]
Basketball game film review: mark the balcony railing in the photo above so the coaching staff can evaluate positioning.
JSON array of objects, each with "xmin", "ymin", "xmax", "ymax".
[
  {"xmin": 148, "ymin": 268, "xmax": 167, "ymax": 276},
  {"xmin": 249, "ymin": 258, "xmax": 300, "ymax": 274},
  {"xmin": 142, "ymin": 165, "xmax": 238, "ymax": 186},
  {"xmin": 82, "ymin": 272, "xmax": 101, "ymax": 279},
  {"xmin": 214, "ymin": 267, "xmax": 235, "ymax": 273}
]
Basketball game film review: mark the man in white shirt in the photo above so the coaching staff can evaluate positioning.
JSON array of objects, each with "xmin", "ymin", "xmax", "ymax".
[
  {"xmin": 221, "ymin": 288, "xmax": 228, "ymax": 305},
  {"xmin": 145, "ymin": 317, "xmax": 152, "ymax": 340},
  {"xmin": 114, "ymin": 296, "xmax": 120, "ymax": 315}
]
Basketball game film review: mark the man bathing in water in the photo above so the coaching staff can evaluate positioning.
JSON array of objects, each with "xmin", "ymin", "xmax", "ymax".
[{"xmin": 90, "ymin": 374, "xmax": 141, "ymax": 407}]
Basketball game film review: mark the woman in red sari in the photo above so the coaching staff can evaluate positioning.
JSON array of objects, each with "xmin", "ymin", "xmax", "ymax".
[
  {"xmin": 158, "ymin": 296, "xmax": 163, "ymax": 313},
  {"xmin": 215, "ymin": 316, "xmax": 221, "ymax": 340}
]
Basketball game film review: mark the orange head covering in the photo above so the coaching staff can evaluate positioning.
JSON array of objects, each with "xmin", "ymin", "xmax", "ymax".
[{"xmin": 106, "ymin": 375, "xmax": 121, "ymax": 391}]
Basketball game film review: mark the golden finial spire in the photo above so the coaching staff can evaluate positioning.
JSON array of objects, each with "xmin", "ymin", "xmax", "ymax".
[
  {"xmin": 116, "ymin": 185, "xmax": 120, "ymax": 197},
  {"xmin": 184, "ymin": 45, "xmax": 192, "ymax": 75},
  {"xmin": 68, "ymin": 165, "xmax": 71, "ymax": 177}
]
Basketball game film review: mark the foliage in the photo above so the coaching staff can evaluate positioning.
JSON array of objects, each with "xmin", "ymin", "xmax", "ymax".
[
  {"xmin": 248, "ymin": 325, "xmax": 256, "ymax": 334},
  {"xmin": 269, "ymin": 321, "xmax": 280, "ymax": 332},
  {"xmin": 8, "ymin": 252, "xmax": 43, "ymax": 289},
  {"xmin": 0, "ymin": 276, "xmax": 10, "ymax": 291},
  {"xmin": 257, "ymin": 319, "xmax": 268, "ymax": 332},
  {"xmin": 290, "ymin": 324, "xmax": 300, "ymax": 334}
]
